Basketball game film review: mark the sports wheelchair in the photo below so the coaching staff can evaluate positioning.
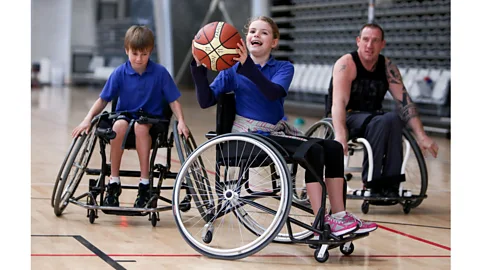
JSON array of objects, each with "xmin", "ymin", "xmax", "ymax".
[
  {"xmin": 171, "ymin": 93, "xmax": 370, "ymax": 263},
  {"xmin": 304, "ymin": 117, "xmax": 428, "ymax": 214},
  {"xmin": 51, "ymin": 101, "xmax": 198, "ymax": 227}
]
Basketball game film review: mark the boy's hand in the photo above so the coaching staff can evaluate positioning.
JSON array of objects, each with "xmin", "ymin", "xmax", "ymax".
[
  {"xmin": 72, "ymin": 119, "xmax": 91, "ymax": 138},
  {"xmin": 177, "ymin": 121, "xmax": 190, "ymax": 139}
]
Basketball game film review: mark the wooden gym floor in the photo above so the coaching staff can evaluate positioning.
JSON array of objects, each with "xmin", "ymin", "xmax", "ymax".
[{"xmin": 31, "ymin": 86, "xmax": 451, "ymax": 269}]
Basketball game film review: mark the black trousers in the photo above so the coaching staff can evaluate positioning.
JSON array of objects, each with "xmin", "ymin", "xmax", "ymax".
[
  {"xmin": 346, "ymin": 112, "xmax": 404, "ymax": 184},
  {"xmin": 268, "ymin": 135, "xmax": 344, "ymax": 183}
]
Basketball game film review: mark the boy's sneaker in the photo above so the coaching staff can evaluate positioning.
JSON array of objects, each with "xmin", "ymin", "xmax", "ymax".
[
  {"xmin": 134, "ymin": 183, "xmax": 151, "ymax": 208},
  {"xmin": 104, "ymin": 182, "xmax": 122, "ymax": 207},
  {"xmin": 325, "ymin": 214, "xmax": 359, "ymax": 236},
  {"xmin": 344, "ymin": 212, "xmax": 378, "ymax": 234}
]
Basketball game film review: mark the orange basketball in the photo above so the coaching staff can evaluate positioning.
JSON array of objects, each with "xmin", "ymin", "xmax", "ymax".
[{"xmin": 193, "ymin": 21, "xmax": 241, "ymax": 71}]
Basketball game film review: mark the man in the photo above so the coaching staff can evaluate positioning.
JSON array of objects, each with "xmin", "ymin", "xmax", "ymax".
[{"xmin": 326, "ymin": 23, "xmax": 439, "ymax": 194}]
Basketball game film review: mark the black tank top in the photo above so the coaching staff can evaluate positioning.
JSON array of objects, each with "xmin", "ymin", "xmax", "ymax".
[{"xmin": 325, "ymin": 51, "xmax": 389, "ymax": 116}]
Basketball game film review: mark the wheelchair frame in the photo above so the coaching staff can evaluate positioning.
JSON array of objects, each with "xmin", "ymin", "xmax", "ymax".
[
  {"xmin": 171, "ymin": 93, "xmax": 370, "ymax": 263},
  {"xmin": 304, "ymin": 118, "xmax": 428, "ymax": 214},
  {"xmin": 51, "ymin": 110, "xmax": 197, "ymax": 227}
]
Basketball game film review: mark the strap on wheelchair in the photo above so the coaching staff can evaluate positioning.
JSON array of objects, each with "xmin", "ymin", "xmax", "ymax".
[
  {"xmin": 121, "ymin": 119, "xmax": 136, "ymax": 150},
  {"xmin": 291, "ymin": 138, "xmax": 326, "ymax": 184},
  {"xmin": 292, "ymin": 138, "xmax": 324, "ymax": 168}
]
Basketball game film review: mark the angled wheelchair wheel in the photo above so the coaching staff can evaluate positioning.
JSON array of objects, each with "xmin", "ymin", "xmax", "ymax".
[
  {"xmin": 53, "ymin": 131, "xmax": 97, "ymax": 216},
  {"xmin": 172, "ymin": 133, "xmax": 292, "ymax": 260},
  {"xmin": 304, "ymin": 118, "xmax": 335, "ymax": 140},
  {"xmin": 173, "ymin": 120, "xmax": 206, "ymax": 214},
  {"xmin": 400, "ymin": 129, "xmax": 428, "ymax": 208},
  {"xmin": 173, "ymin": 120, "xmax": 197, "ymax": 163}
]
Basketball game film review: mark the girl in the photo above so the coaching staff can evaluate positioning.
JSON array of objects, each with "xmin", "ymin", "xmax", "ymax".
[{"xmin": 190, "ymin": 16, "xmax": 377, "ymax": 236}]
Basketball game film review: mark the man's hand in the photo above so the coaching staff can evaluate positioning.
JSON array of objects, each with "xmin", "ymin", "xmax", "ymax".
[
  {"xmin": 335, "ymin": 136, "xmax": 349, "ymax": 156},
  {"xmin": 417, "ymin": 134, "xmax": 439, "ymax": 158}
]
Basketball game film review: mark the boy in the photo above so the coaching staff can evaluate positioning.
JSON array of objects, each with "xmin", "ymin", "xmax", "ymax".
[{"xmin": 72, "ymin": 25, "xmax": 189, "ymax": 208}]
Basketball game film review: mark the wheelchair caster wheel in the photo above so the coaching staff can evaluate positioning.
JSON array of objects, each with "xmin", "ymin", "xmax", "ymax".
[
  {"xmin": 202, "ymin": 223, "xmax": 214, "ymax": 244},
  {"xmin": 361, "ymin": 201, "xmax": 369, "ymax": 214},
  {"xmin": 180, "ymin": 202, "xmax": 191, "ymax": 212},
  {"xmin": 340, "ymin": 242, "xmax": 354, "ymax": 256},
  {"xmin": 344, "ymin": 173, "xmax": 353, "ymax": 181},
  {"xmin": 403, "ymin": 203, "xmax": 411, "ymax": 214},
  {"xmin": 314, "ymin": 247, "xmax": 329, "ymax": 263},
  {"xmin": 150, "ymin": 212, "xmax": 159, "ymax": 227},
  {"xmin": 203, "ymin": 231, "xmax": 213, "ymax": 244},
  {"xmin": 88, "ymin": 210, "xmax": 96, "ymax": 224}
]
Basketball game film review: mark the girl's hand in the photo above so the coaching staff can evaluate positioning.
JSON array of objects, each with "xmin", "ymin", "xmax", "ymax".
[
  {"xmin": 191, "ymin": 39, "xmax": 202, "ymax": 66},
  {"xmin": 233, "ymin": 39, "xmax": 248, "ymax": 65}
]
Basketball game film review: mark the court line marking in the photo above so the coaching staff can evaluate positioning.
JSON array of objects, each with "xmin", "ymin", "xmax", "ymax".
[
  {"xmin": 31, "ymin": 235, "xmax": 126, "ymax": 270},
  {"xmin": 378, "ymin": 225, "xmax": 450, "ymax": 251},
  {"xmin": 31, "ymin": 253, "xmax": 450, "ymax": 258}
]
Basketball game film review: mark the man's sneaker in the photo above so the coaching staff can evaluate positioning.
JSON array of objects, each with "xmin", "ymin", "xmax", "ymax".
[
  {"xmin": 104, "ymin": 182, "xmax": 121, "ymax": 207},
  {"xmin": 325, "ymin": 214, "xmax": 359, "ymax": 236},
  {"xmin": 134, "ymin": 183, "xmax": 150, "ymax": 208},
  {"xmin": 344, "ymin": 212, "xmax": 378, "ymax": 234}
]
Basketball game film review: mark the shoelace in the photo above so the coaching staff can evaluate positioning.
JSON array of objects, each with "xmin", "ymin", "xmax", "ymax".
[{"xmin": 346, "ymin": 212, "xmax": 363, "ymax": 226}]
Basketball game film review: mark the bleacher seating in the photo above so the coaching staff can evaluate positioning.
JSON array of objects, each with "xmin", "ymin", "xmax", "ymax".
[{"xmin": 272, "ymin": 0, "xmax": 450, "ymax": 132}]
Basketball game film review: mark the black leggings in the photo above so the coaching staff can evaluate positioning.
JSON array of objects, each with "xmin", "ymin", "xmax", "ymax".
[{"xmin": 267, "ymin": 135, "xmax": 344, "ymax": 183}]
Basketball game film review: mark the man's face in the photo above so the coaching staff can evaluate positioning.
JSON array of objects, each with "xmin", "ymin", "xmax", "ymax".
[
  {"xmin": 125, "ymin": 47, "xmax": 152, "ymax": 70},
  {"xmin": 356, "ymin": 27, "xmax": 386, "ymax": 62}
]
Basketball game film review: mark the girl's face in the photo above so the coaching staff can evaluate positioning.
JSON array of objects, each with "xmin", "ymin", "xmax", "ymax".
[{"xmin": 246, "ymin": 20, "xmax": 278, "ymax": 57}]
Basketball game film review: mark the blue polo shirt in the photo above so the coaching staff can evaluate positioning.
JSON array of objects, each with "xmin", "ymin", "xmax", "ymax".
[
  {"xmin": 209, "ymin": 55, "xmax": 294, "ymax": 124},
  {"xmin": 100, "ymin": 60, "xmax": 181, "ymax": 118}
]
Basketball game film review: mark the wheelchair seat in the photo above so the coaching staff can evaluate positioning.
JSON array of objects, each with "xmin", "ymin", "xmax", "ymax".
[{"xmin": 97, "ymin": 97, "xmax": 173, "ymax": 150}]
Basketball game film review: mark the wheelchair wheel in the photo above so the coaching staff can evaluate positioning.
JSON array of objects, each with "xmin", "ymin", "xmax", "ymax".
[
  {"xmin": 173, "ymin": 120, "xmax": 197, "ymax": 163},
  {"xmin": 304, "ymin": 118, "xmax": 335, "ymax": 140},
  {"xmin": 173, "ymin": 120, "xmax": 205, "ymax": 214},
  {"xmin": 53, "ymin": 131, "xmax": 97, "ymax": 216},
  {"xmin": 400, "ymin": 129, "xmax": 428, "ymax": 208},
  {"xmin": 172, "ymin": 133, "xmax": 292, "ymax": 260}
]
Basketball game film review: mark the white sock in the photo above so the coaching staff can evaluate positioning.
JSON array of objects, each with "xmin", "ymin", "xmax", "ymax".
[
  {"xmin": 109, "ymin": 176, "xmax": 120, "ymax": 184},
  {"xmin": 332, "ymin": 211, "xmax": 346, "ymax": 219},
  {"xmin": 140, "ymin": 178, "xmax": 149, "ymax": 185}
]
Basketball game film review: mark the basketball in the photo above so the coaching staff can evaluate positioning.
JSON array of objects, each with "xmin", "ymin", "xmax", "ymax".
[{"xmin": 193, "ymin": 21, "xmax": 241, "ymax": 71}]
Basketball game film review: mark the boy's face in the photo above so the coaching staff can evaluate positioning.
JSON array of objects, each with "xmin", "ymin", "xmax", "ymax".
[{"xmin": 125, "ymin": 47, "xmax": 152, "ymax": 70}]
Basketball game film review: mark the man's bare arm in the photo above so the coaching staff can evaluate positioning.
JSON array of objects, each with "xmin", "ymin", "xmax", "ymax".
[{"xmin": 331, "ymin": 54, "xmax": 356, "ymax": 155}]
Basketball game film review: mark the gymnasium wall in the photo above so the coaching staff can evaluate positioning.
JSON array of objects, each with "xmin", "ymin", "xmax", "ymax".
[
  {"xmin": 31, "ymin": 0, "xmax": 72, "ymax": 82},
  {"xmin": 170, "ymin": 0, "xmax": 251, "ymax": 86}
]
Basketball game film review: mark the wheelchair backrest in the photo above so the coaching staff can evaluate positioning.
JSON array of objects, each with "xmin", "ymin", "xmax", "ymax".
[{"xmin": 216, "ymin": 92, "xmax": 236, "ymax": 135}]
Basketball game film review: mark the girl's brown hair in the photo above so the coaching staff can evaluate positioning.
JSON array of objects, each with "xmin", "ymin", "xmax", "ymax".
[{"xmin": 243, "ymin": 16, "xmax": 280, "ymax": 48}]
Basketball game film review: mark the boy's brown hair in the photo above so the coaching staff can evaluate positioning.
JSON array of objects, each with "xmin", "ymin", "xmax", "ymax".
[{"xmin": 124, "ymin": 25, "xmax": 155, "ymax": 51}]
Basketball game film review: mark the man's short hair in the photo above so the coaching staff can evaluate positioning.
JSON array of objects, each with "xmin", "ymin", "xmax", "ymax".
[{"xmin": 359, "ymin": 23, "xmax": 384, "ymax": 41}]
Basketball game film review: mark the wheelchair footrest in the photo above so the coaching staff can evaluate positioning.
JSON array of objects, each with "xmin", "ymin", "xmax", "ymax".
[
  {"xmin": 68, "ymin": 199, "xmax": 172, "ymax": 214},
  {"xmin": 350, "ymin": 189, "xmax": 412, "ymax": 198},
  {"xmin": 346, "ymin": 193, "xmax": 427, "ymax": 201},
  {"xmin": 307, "ymin": 231, "xmax": 369, "ymax": 249}
]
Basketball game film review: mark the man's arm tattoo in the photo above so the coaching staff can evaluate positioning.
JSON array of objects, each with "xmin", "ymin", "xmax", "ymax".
[
  {"xmin": 386, "ymin": 59, "xmax": 402, "ymax": 84},
  {"xmin": 339, "ymin": 64, "xmax": 346, "ymax": 72},
  {"xmin": 395, "ymin": 86, "xmax": 419, "ymax": 123}
]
